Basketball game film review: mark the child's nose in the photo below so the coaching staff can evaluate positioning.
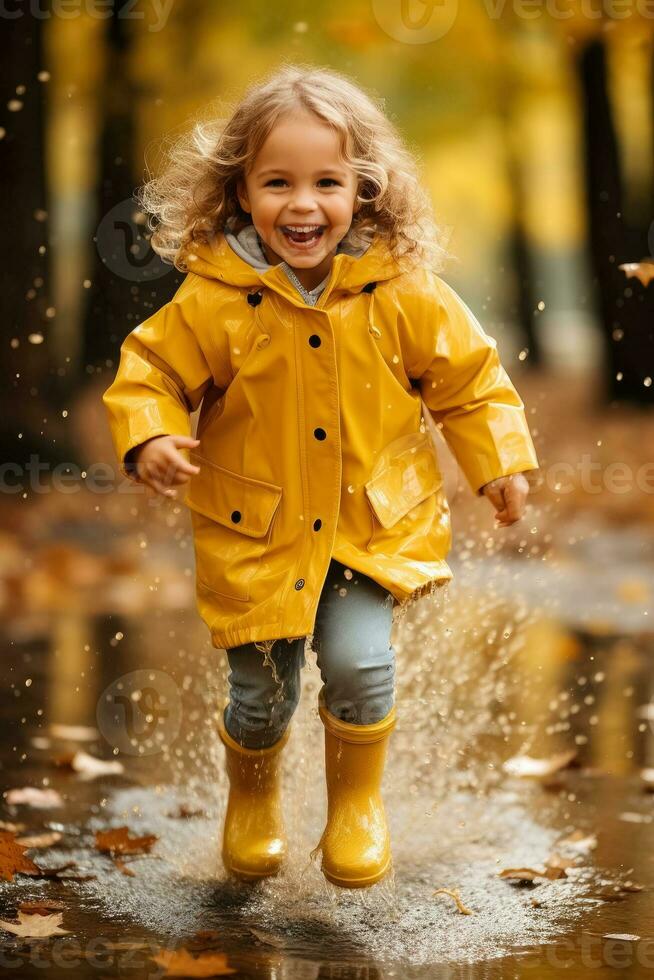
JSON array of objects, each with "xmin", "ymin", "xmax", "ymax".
[{"xmin": 289, "ymin": 188, "xmax": 317, "ymax": 210}]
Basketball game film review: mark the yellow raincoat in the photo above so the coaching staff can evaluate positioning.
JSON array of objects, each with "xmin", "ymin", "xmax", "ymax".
[{"xmin": 102, "ymin": 232, "xmax": 539, "ymax": 650}]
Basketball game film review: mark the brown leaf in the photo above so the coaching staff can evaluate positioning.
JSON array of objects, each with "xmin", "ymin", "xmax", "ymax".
[
  {"xmin": 18, "ymin": 900, "xmax": 66, "ymax": 916},
  {"xmin": 25, "ymin": 861, "xmax": 79, "ymax": 878},
  {"xmin": 112, "ymin": 857, "xmax": 136, "ymax": 877},
  {"xmin": 16, "ymin": 831, "xmax": 63, "ymax": 849},
  {"xmin": 0, "ymin": 831, "xmax": 41, "ymax": 881},
  {"xmin": 151, "ymin": 948, "xmax": 237, "ymax": 976},
  {"xmin": 432, "ymin": 887, "xmax": 474, "ymax": 914},
  {"xmin": 52, "ymin": 750, "xmax": 124, "ymax": 780},
  {"xmin": 0, "ymin": 911, "xmax": 70, "ymax": 938},
  {"xmin": 5, "ymin": 787, "xmax": 64, "ymax": 809},
  {"xmin": 618, "ymin": 260, "xmax": 654, "ymax": 287},
  {"xmin": 498, "ymin": 867, "xmax": 543, "ymax": 883},
  {"xmin": 544, "ymin": 853, "xmax": 572, "ymax": 878},
  {"xmin": 95, "ymin": 826, "xmax": 158, "ymax": 856},
  {"xmin": 167, "ymin": 804, "xmax": 208, "ymax": 820},
  {"xmin": 0, "ymin": 820, "xmax": 26, "ymax": 833}
]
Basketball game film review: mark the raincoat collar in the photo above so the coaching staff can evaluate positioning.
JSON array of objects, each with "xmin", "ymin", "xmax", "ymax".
[{"xmin": 183, "ymin": 230, "xmax": 407, "ymax": 309}]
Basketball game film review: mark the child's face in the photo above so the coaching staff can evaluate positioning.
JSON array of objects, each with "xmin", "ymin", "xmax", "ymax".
[{"xmin": 236, "ymin": 110, "xmax": 360, "ymax": 285}]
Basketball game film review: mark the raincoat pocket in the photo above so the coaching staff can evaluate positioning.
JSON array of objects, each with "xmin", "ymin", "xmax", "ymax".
[
  {"xmin": 184, "ymin": 452, "xmax": 283, "ymax": 602},
  {"xmin": 364, "ymin": 432, "xmax": 445, "ymax": 555}
]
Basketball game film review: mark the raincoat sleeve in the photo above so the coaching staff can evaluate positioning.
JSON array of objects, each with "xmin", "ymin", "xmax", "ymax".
[
  {"xmin": 102, "ymin": 277, "xmax": 224, "ymax": 481},
  {"xmin": 411, "ymin": 274, "xmax": 539, "ymax": 497}
]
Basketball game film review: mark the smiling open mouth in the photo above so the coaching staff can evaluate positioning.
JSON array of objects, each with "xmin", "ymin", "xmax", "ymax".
[{"xmin": 279, "ymin": 225, "xmax": 326, "ymax": 248}]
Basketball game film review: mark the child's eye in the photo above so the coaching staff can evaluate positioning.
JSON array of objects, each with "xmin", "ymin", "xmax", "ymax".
[{"xmin": 264, "ymin": 178, "xmax": 341, "ymax": 188}]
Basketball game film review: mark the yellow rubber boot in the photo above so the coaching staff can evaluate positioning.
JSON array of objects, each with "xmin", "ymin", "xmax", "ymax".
[
  {"xmin": 217, "ymin": 712, "xmax": 290, "ymax": 880},
  {"xmin": 316, "ymin": 693, "xmax": 396, "ymax": 888}
]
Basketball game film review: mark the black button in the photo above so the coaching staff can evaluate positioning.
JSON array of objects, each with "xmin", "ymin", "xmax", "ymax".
[
  {"xmin": 314, "ymin": 428, "xmax": 326, "ymax": 441},
  {"xmin": 247, "ymin": 291, "xmax": 262, "ymax": 306},
  {"xmin": 313, "ymin": 519, "xmax": 322, "ymax": 531},
  {"xmin": 231, "ymin": 510, "xmax": 241, "ymax": 524},
  {"xmin": 295, "ymin": 578, "xmax": 305, "ymax": 590},
  {"xmin": 309, "ymin": 334, "xmax": 321, "ymax": 348}
]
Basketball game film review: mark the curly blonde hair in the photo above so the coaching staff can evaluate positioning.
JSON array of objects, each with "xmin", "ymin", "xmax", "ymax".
[{"xmin": 137, "ymin": 63, "xmax": 449, "ymax": 273}]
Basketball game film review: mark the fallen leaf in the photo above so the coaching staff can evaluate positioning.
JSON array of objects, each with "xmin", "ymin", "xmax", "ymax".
[
  {"xmin": 167, "ymin": 804, "xmax": 208, "ymax": 819},
  {"xmin": 25, "ymin": 861, "xmax": 79, "ymax": 878},
  {"xmin": 5, "ymin": 787, "xmax": 64, "ymax": 809},
  {"xmin": 95, "ymin": 826, "xmax": 158, "ymax": 856},
  {"xmin": 503, "ymin": 750, "xmax": 577, "ymax": 778},
  {"xmin": 49, "ymin": 723, "xmax": 99, "ymax": 742},
  {"xmin": 0, "ymin": 832, "xmax": 40, "ymax": 881},
  {"xmin": 0, "ymin": 911, "xmax": 70, "ymax": 938},
  {"xmin": 112, "ymin": 857, "xmax": 136, "ymax": 877},
  {"xmin": 618, "ymin": 260, "xmax": 654, "ymax": 287},
  {"xmin": 16, "ymin": 831, "xmax": 63, "ymax": 849},
  {"xmin": 543, "ymin": 854, "xmax": 571, "ymax": 879},
  {"xmin": 18, "ymin": 900, "xmax": 66, "ymax": 916},
  {"xmin": 498, "ymin": 867, "xmax": 543, "ymax": 883},
  {"xmin": 0, "ymin": 820, "xmax": 26, "ymax": 833},
  {"xmin": 53, "ymin": 750, "xmax": 124, "ymax": 780},
  {"xmin": 151, "ymin": 948, "xmax": 237, "ymax": 976},
  {"xmin": 432, "ymin": 887, "xmax": 474, "ymax": 914}
]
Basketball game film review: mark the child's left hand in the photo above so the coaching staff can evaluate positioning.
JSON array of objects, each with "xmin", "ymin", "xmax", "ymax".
[{"xmin": 480, "ymin": 473, "xmax": 530, "ymax": 528}]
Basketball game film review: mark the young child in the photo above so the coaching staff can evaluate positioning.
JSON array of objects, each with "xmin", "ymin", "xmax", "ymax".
[{"xmin": 103, "ymin": 64, "xmax": 539, "ymax": 889}]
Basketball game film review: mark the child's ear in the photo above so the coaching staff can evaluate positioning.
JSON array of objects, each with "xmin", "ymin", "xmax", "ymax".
[{"xmin": 236, "ymin": 179, "xmax": 250, "ymax": 214}]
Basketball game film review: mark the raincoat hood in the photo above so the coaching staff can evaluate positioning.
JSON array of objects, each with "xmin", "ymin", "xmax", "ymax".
[
  {"xmin": 103, "ymin": 227, "xmax": 540, "ymax": 651},
  {"xmin": 182, "ymin": 228, "xmax": 407, "ymax": 297}
]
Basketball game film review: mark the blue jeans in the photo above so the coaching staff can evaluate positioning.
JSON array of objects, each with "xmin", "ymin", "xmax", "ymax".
[{"xmin": 224, "ymin": 559, "xmax": 396, "ymax": 748}]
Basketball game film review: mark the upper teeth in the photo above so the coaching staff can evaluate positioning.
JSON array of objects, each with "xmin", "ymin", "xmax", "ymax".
[{"xmin": 284, "ymin": 225, "xmax": 321, "ymax": 232}]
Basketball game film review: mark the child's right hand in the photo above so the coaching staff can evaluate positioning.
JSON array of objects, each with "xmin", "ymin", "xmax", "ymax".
[{"xmin": 132, "ymin": 435, "xmax": 201, "ymax": 498}]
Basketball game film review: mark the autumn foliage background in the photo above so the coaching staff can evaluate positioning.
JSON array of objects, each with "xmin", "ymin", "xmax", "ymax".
[{"xmin": 1, "ymin": 1, "xmax": 654, "ymax": 736}]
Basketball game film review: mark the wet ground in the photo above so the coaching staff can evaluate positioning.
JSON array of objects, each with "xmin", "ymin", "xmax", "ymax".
[
  {"xmin": 4, "ymin": 363, "xmax": 654, "ymax": 976},
  {"xmin": 1, "ymin": 512, "xmax": 654, "ymax": 979}
]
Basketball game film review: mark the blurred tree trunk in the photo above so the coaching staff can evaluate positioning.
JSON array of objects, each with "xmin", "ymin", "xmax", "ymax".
[
  {"xmin": 80, "ymin": 0, "xmax": 140, "ymax": 375},
  {"xmin": 497, "ymin": 64, "xmax": 541, "ymax": 367},
  {"xmin": 80, "ymin": 0, "xmax": 178, "ymax": 381},
  {"xmin": 0, "ymin": 16, "xmax": 52, "ymax": 468},
  {"xmin": 578, "ymin": 38, "xmax": 654, "ymax": 406}
]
